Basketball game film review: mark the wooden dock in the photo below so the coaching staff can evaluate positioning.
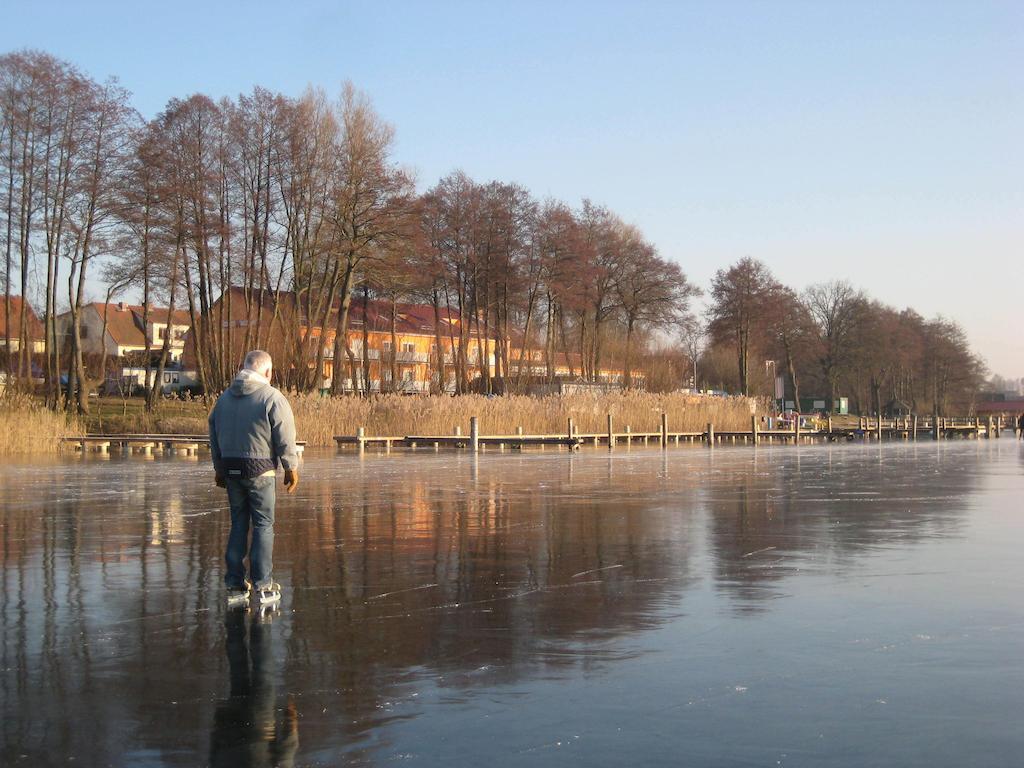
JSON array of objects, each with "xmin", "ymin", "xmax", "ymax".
[
  {"xmin": 334, "ymin": 414, "xmax": 1008, "ymax": 454},
  {"xmin": 62, "ymin": 434, "xmax": 307, "ymax": 457}
]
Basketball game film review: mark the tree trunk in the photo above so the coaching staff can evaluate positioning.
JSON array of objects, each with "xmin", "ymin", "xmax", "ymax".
[
  {"xmin": 389, "ymin": 295, "xmax": 398, "ymax": 393},
  {"xmin": 431, "ymin": 289, "xmax": 444, "ymax": 394},
  {"xmin": 361, "ymin": 283, "xmax": 371, "ymax": 396},
  {"xmin": 330, "ymin": 267, "xmax": 356, "ymax": 396}
]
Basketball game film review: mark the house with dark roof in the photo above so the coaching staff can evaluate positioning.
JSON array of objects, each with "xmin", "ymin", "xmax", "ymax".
[
  {"xmin": 55, "ymin": 302, "xmax": 193, "ymax": 363},
  {"xmin": 0, "ymin": 296, "xmax": 46, "ymax": 354}
]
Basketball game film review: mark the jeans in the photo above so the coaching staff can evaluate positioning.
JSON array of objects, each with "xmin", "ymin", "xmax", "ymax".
[{"xmin": 224, "ymin": 474, "xmax": 276, "ymax": 590}]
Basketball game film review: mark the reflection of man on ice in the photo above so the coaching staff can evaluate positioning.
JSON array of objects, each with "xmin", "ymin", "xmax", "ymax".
[
  {"xmin": 209, "ymin": 350, "xmax": 299, "ymax": 607},
  {"xmin": 210, "ymin": 610, "xmax": 299, "ymax": 767}
]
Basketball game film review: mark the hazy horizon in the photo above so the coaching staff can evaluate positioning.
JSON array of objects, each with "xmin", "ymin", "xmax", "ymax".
[{"xmin": 3, "ymin": 1, "xmax": 1020, "ymax": 376}]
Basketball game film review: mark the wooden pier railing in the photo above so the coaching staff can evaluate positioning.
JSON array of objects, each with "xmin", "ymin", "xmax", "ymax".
[{"xmin": 334, "ymin": 414, "xmax": 1009, "ymax": 453}]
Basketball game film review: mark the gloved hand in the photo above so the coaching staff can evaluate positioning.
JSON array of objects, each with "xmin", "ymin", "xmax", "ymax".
[
  {"xmin": 215, "ymin": 472, "xmax": 226, "ymax": 488},
  {"xmin": 284, "ymin": 468, "xmax": 299, "ymax": 493}
]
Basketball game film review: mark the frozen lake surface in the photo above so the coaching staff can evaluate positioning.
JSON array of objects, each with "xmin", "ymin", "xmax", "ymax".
[{"xmin": 1, "ymin": 442, "xmax": 1023, "ymax": 766}]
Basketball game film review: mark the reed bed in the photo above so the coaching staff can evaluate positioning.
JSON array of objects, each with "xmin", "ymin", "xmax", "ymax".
[
  {"xmin": 289, "ymin": 391, "xmax": 759, "ymax": 446},
  {"xmin": 52, "ymin": 391, "xmax": 759, "ymax": 449},
  {"xmin": 0, "ymin": 393, "xmax": 81, "ymax": 455}
]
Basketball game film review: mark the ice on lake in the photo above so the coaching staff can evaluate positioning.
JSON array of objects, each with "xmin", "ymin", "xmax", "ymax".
[{"xmin": 1, "ymin": 441, "xmax": 1023, "ymax": 766}]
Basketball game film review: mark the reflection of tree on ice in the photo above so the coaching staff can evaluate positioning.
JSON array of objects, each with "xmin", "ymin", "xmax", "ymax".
[{"xmin": 210, "ymin": 611, "xmax": 299, "ymax": 767}]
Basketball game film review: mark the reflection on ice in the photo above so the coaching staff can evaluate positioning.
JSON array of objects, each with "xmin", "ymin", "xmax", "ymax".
[{"xmin": 1, "ymin": 441, "xmax": 1022, "ymax": 766}]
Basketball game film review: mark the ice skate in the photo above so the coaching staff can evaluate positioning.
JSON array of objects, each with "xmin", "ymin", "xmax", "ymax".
[
  {"xmin": 255, "ymin": 581, "xmax": 281, "ymax": 606},
  {"xmin": 226, "ymin": 580, "xmax": 252, "ymax": 608}
]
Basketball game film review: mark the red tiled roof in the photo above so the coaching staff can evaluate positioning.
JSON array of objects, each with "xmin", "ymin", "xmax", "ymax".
[
  {"xmin": 977, "ymin": 401, "xmax": 1024, "ymax": 414},
  {"xmin": 0, "ymin": 296, "xmax": 44, "ymax": 340},
  {"xmin": 214, "ymin": 287, "xmax": 497, "ymax": 338},
  {"xmin": 90, "ymin": 303, "xmax": 192, "ymax": 346}
]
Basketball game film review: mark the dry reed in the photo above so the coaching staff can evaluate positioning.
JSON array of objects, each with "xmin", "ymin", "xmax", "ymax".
[
  {"xmin": 0, "ymin": 392, "xmax": 81, "ymax": 455},
  {"xmin": 60, "ymin": 391, "xmax": 759, "ymax": 449},
  {"xmin": 289, "ymin": 391, "xmax": 759, "ymax": 446}
]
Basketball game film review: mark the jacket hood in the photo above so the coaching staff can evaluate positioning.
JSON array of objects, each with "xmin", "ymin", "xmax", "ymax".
[{"xmin": 229, "ymin": 368, "xmax": 271, "ymax": 397}]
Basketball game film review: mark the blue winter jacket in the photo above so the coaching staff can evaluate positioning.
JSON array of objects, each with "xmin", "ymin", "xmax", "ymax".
[{"xmin": 208, "ymin": 369, "xmax": 298, "ymax": 478}]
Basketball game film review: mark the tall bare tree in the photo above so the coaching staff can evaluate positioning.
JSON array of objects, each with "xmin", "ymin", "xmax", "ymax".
[
  {"xmin": 328, "ymin": 83, "xmax": 415, "ymax": 395},
  {"xmin": 803, "ymin": 280, "xmax": 866, "ymax": 413},
  {"xmin": 707, "ymin": 257, "xmax": 781, "ymax": 396}
]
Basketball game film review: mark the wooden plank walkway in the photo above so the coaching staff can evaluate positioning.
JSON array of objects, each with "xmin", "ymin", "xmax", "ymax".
[{"xmin": 333, "ymin": 414, "xmax": 1008, "ymax": 453}]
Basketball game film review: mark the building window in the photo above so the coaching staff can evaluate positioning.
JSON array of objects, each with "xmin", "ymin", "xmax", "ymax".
[
  {"xmin": 382, "ymin": 341, "xmax": 393, "ymax": 353},
  {"xmin": 402, "ymin": 342, "xmax": 415, "ymax": 354},
  {"xmin": 156, "ymin": 326, "xmax": 164, "ymax": 340}
]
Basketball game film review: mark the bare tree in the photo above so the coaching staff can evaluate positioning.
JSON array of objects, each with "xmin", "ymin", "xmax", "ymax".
[
  {"xmin": 614, "ymin": 234, "xmax": 699, "ymax": 389},
  {"xmin": 707, "ymin": 257, "xmax": 781, "ymax": 396},
  {"xmin": 763, "ymin": 287, "xmax": 816, "ymax": 408},
  {"xmin": 803, "ymin": 280, "xmax": 866, "ymax": 413},
  {"xmin": 328, "ymin": 83, "xmax": 415, "ymax": 395}
]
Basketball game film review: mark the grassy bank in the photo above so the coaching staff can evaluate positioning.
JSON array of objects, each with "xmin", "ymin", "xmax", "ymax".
[
  {"xmin": 69, "ymin": 391, "xmax": 759, "ymax": 448},
  {"xmin": 82, "ymin": 397, "xmax": 208, "ymax": 435},
  {"xmin": 0, "ymin": 393, "xmax": 81, "ymax": 455}
]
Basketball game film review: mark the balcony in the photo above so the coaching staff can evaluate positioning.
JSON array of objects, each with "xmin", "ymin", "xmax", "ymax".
[{"xmin": 326, "ymin": 348, "xmax": 429, "ymax": 364}]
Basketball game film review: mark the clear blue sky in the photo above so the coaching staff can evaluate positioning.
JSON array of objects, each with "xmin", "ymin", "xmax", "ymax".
[{"xmin": 5, "ymin": 1, "xmax": 1021, "ymax": 374}]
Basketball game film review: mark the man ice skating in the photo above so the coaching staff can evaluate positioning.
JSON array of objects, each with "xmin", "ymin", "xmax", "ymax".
[{"xmin": 209, "ymin": 350, "xmax": 299, "ymax": 607}]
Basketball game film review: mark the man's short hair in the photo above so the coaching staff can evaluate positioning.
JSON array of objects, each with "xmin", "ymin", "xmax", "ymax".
[{"xmin": 243, "ymin": 350, "xmax": 273, "ymax": 374}]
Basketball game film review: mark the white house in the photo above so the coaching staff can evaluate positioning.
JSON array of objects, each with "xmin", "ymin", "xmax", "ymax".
[{"xmin": 56, "ymin": 302, "xmax": 193, "ymax": 362}]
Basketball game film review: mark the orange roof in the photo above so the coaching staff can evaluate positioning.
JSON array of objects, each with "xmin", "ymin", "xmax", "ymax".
[
  {"xmin": 0, "ymin": 296, "xmax": 45, "ymax": 340},
  {"xmin": 90, "ymin": 303, "xmax": 192, "ymax": 346}
]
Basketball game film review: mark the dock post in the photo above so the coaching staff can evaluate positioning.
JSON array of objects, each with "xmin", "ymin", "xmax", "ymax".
[
  {"xmin": 875, "ymin": 415, "xmax": 882, "ymax": 442},
  {"xmin": 516, "ymin": 426, "xmax": 524, "ymax": 436},
  {"xmin": 607, "ymin": 414, "xmax": 614, "ymax": 448},
  {"xmin": 470, "ymin": 416, "xmax": 479, "ymax": 453},
  {"xmin": 567, "ymin": 417, "xmax": 575, "ymax": 441},
  {"xmin": 995, "ymin": 416, "xmax": 1001, "ymax": 438},
  {"xmin": 986, "ymin": 415, "xmax": 993, "ymax": 439},
  {"xmin": 751, "ymin": 415, "xmax": 758, "ymax": 445},
  {"xmin": 912, "ymin": 414, "xmax": 918, "ymax": 441},
  {"xmin": 827, "ymin": 414, "xmax": 832, "ymax": 436},
  {"xmin": 356, "ymin": 426, "xmax": 365, "ymax": 455},
  {"xmin": 706, "ymin": 422, "xmax": 714, "ymax": 447},
  {"xmin": 932, "ymin": 415, "xmax": 940, "ymax": 441},
  {"xmin": 794, "ymin": 415, "xmax": 801, "ymax": 444},
  {"xmin": 974, "ymin": 416, "xmax": 981, "ymax": 439},
  {"xmin": 661, "ymin": 412, "xmax": 668, "ymax": 448},
  {"xmin": 625, "ymin": 425, "xmax": 631, "ymax": 445}
]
